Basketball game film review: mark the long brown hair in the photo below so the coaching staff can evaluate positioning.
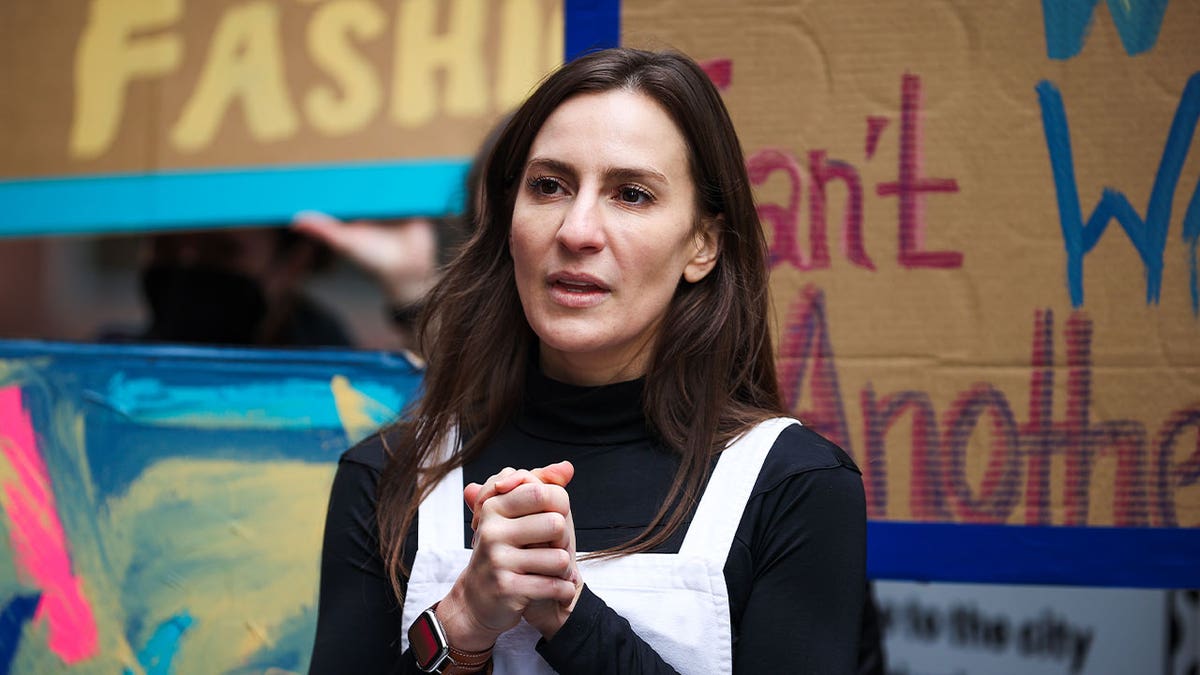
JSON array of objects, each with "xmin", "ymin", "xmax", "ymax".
[{"xmin": 376, "ymin": 48, "xmax": 784, "ymax": 598}]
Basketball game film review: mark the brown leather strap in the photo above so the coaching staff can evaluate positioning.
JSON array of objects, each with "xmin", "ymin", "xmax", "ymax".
[
  {"xmin": 441, "ymin": 647, "xmax": 493, "ymax": 675},
  {"xmin": 431, "ymin": 602, "xmax": 494, "ymax": 675}
]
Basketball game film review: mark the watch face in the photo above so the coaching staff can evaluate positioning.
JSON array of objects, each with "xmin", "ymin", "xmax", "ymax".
[{"xmin": 410, "ymin": 608, "xmax": 448, "ymax": 671}]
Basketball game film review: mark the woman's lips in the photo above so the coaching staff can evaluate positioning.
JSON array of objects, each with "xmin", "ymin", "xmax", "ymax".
[{"xmin": 547, "ymin": 272, "xmax": 609, "ymax": 308}]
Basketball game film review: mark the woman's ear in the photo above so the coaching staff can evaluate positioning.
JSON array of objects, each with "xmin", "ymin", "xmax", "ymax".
[{"xmin": 683, "ymin": 216, "xmax": 722, "ymax": 283}]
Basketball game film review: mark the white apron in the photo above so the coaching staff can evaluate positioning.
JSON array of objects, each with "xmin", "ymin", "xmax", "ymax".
[{"xmin": 400, "ymin": 417, "xmax": 799, "ymax": 674}]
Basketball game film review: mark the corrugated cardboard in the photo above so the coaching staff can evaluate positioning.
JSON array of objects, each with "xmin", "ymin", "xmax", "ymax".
[
  {"xmin": 624, "ymin": 0, "xmax": 1200, "ymax": 529},
  {"xmin": 0, "ymin": 0, "xmax": 562, "ymax": 178}
]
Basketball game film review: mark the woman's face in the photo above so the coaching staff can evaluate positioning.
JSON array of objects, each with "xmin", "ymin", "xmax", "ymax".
[{"xmin": 510, "ymin": 89, "xmax": 719, "ymax": 385}]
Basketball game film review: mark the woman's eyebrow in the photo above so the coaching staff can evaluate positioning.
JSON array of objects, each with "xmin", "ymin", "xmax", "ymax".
[
  {"xmin": 525, "ymin": 157, "xmax": 669, "ymax": 186},
  {"xmin": 605, "ymin": 166, "xmax": 669, "ymax": 187},
  {"xmin": 525, "ymin": 157, "xmax": 576, "ymax": 179}
]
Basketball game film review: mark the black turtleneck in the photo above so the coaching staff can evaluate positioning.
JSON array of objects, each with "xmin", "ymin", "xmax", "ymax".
[{"xmin": 311, "ymin": 368, "xmax": 866, "ymax": 674}]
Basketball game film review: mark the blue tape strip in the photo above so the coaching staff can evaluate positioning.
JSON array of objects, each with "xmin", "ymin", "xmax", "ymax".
[
  {"xmin": 0, "ymin": 158, "xmax": 470, "ymax": 238},
  {"xmin": 869, "ymin": 521, "xmax": 1200, "ymax": 588},
  {"xmin": 564, "ymin": 0, "xmax": 621, "ymax": 60}
]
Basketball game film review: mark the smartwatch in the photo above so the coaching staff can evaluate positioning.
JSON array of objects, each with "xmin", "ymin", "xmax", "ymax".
[{"xmin": 408, "ymin": 605, "xmax": 493, "ymax": 674}]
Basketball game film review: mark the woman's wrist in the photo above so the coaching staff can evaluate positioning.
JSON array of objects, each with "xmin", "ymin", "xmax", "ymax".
[
  {"xmin": 435, "ymin": 589, "xmax": 502, "ymax": 653},
  {"xmin": 526, "ymin": 579, "xmax": 585, "ymax": 640}
]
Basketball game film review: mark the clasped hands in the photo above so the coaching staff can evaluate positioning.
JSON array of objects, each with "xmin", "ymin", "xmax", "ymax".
[{"xmin": 435, "ymin": 461, "xmax": 582, "ymax": 653}]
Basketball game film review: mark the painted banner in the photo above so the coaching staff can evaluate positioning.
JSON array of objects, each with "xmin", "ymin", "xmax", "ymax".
[{"xmin": 0, "ymin": 341, "xmax": 421, "ymax": 674}]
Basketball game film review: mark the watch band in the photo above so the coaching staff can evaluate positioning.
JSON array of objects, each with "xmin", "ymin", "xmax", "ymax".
[
  {"xmin": 408, "ymin": 603, "xmax": 494, "ymax": 674},
  {"xmin": 444, "ymin": 645, "xmax": 494, "ymax": 675}
]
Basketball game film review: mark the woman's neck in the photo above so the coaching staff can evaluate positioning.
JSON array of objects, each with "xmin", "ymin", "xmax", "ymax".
[
  {"xmin": 538, "ymin": 346, "xmax": 649, "ymax": 387},
  {"xmin": 518, "ymin": 363, "xmax": 650, "ymax": 444}
]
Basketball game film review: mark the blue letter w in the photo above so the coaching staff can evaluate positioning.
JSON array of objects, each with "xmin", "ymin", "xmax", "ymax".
[
  {"xmin": 1037, "ymin": 73, "xmax": 1200, "ymax": 312},
  {"xmin": 1042, "ymin": 0, "xmax": 1169, "ymax": 59}
]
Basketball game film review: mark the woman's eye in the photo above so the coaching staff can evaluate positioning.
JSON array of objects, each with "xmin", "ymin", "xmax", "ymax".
[
  {"xmin": 618, "ymin": 186, "xmax": 652, "ymax": 205},
  {"xmin": 529, "ymin": 177, "xmax": 562, "ymax": 196}
]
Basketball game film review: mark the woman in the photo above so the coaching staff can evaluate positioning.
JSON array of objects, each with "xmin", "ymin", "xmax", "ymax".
[{"xmin": 311, "ymin": 48, "xmax": 866, "ymax": 674}]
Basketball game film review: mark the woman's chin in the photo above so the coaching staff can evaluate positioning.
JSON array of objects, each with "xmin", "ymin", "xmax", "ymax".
[
  {"xmin": 537, "ymin": 334, "xmax": 613, "ymax": 362},
  {"xmin": 536, "ymin": 332, "xmax": 652, "ymax": 382}
]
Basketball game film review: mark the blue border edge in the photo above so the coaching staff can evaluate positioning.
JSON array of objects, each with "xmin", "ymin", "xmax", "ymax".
[
  {"xmin": 0, "ymin": 0, "xmax": 622, "ymax": 238},
  {"xmin": 0, "ymin": 159, "xmax": 471, "ymax": 237},
  {"xmin": 0, "ymin": 338, "xmax": 420, "ymax": 372},
  {"xmin": 565, "ymin": 0, "xmax": 621, "ymax": 60},
  {"xmin": 869, "ymin": 521, "xmax": 1200, "ymax": 589}
]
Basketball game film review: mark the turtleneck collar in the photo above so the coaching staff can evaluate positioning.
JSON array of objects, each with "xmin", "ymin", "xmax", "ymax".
[{"xmin": 515, "ymin": 364, "xmax": 652, "ymax": 445}]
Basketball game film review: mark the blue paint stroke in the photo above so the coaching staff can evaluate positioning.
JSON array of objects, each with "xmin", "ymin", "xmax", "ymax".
[
  {"xmin": 1037, "ymin": 72, "xmax": 1200, "ymax": 311},
  {"xmin": 0, "ymin": 593, "xmax": 41, "ymax": 675},
  {"xmin": 564, "ymin": 0, "xmax": 621, "ymax": 60},
  {"xmin": 1042, "ymin": 0, "xmax": 1168, "ymax": 60},
  {"xmin": 1185, "ymin": 171, "xmax": 1200, "ymax": 314},
  {"xmin": 97, "ymin": 374, "xmax": 403, "ymax": 430},
  {"xmin": 122, "ymin": 612, "xmax": 193, "ymax": 675}
]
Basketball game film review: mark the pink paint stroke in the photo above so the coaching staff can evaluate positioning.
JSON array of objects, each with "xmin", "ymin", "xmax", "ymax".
[
  {"xmin": 0, "ymin": 386, "xmax": 98, "ymax": 663},
  {"xmin": 875, "ymin": 73, "xmax": 962, "ymax": 269},
  {"xmin": 865, "ymin": 116, "xmax": 889, "ymax": 159},
  {"xmin": 700, "ymin": 58, "xmax": 732, "ymax": 90}
]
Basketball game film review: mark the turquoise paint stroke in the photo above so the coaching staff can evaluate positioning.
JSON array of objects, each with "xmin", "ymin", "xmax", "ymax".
[
  {"xmin": 99, "ymin": 374, "xmax": 402, "ymax": 430},
  {"xmin": 123, "ymin": 612, "xmax": 193, "ymax": 675},
  {"xmin": 1042, "ymin": 0, "xmax": 1168, "ymax": 59}
]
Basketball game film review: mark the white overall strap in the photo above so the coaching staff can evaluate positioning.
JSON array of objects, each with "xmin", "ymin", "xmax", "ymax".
[
  {"xmin": 678, "ymin": 417, "xmax": 800, "ymax": 559},
  {"xmin": 416, "ymin": 426, "xmax": 468, "ymax": 550}
]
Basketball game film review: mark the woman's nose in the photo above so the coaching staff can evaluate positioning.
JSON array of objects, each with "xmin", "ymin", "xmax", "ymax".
[{"xmin": 555, "ymin": 195, "xmax": 606, "ymax": 253}]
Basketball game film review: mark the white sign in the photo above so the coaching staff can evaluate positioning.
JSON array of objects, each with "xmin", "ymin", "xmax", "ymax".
[{"xmin": 875, "ymin": 581, "xmax": 1167, "ymax": 675}]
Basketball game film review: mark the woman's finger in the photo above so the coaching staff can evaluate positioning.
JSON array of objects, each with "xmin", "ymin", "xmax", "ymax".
[
  {"xmin": 465, "ymin": 467, "xmax": 524, "ymax": 515},
  {"xmin": 507, "ymin": 511, "xmax": 570, "ymax": 549},
  {"xmin": 463, "ymin": 481, "xmax": 483, "ymax": 509},
  {"xmin": 498, "ymin": 572, "xmax": 579, "ymax": 606},
  {"xmin": 466, "ymin": 461, "xmax": 575, "ymax": 525},
  {"xmin": 466, "ymin": 461, "xmax": 577, "ymax": 533},
  {"xmin": 478, "ymin": 468, "xmax": 528, "ymax": 506},
  {"xmin": 490, "ymin": 544, "xmax": 573, "ymax": 578},
  {"xmin": 482, "ymin": 482, "xmax": 571, "ymax": 521},
  {"xmin": 467, "ymin": 468, "xmax": 536, "ymax": 529},
  {"xmin": 530, "ymin": 460, "xmax": 574, "ymax": 488}
]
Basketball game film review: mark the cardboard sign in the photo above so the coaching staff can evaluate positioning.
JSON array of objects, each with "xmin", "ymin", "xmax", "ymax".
[
  {"xmin": 3, "ymin": 0, "xmax": 563, "ymax": 176},
  {"xmin": 0, "ymin": 0, "xmax": 575, "ymax": 234},
  {"xmin": 623, "ymin": 0, "xmax": 1200, "ymax": 562}
]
